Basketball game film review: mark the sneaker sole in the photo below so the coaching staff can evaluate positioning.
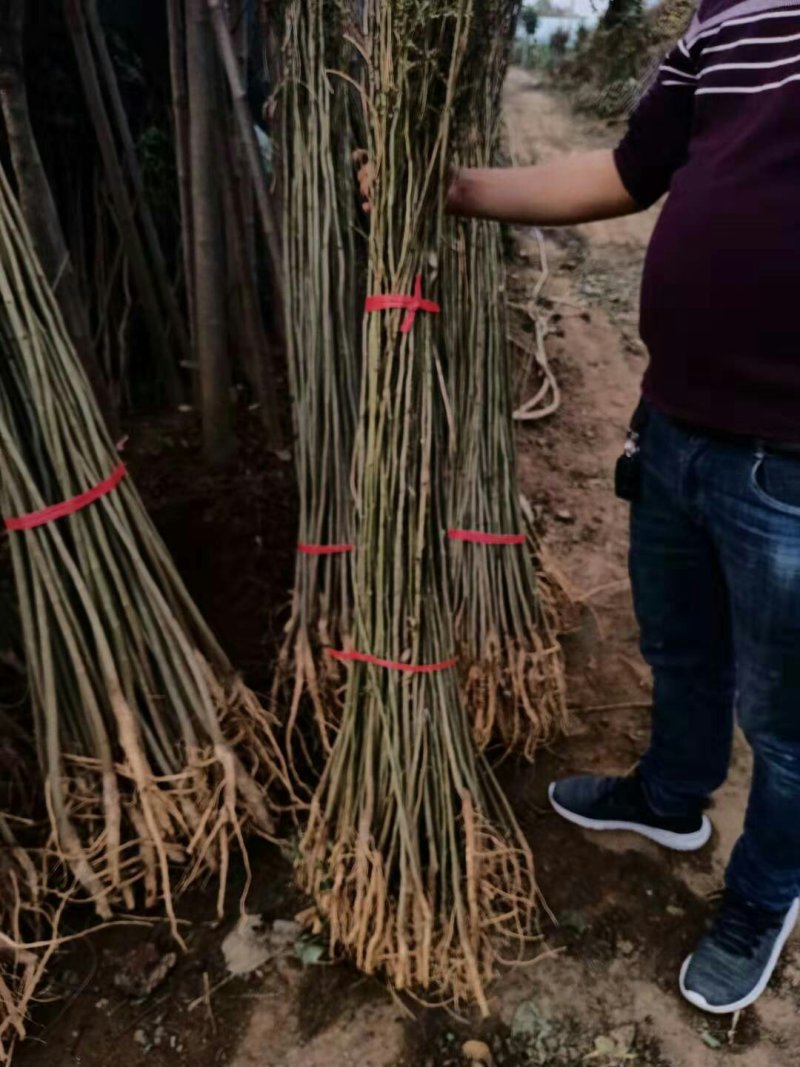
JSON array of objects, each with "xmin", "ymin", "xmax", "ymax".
[
  {"xmin": 679, "ymin": 897, "xmax": 800, "ymax": 1015},
  {"xmin": 547, "ymin": 782, "xmax": 712, "ymax": 852}
]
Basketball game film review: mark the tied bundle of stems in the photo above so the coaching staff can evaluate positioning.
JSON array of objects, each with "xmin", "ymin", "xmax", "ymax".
[
  {"xmin": 274, "ymin": 0, "xmax": 362, "ymax": 793},
  {"xmin": 297, "ymin": 0, "xmax": 539, "ymax": 1012},
  {"xmin": 0, "ymin": 165, "xmax": 291, "ymax": 933},
  {"xmin": 445, "ymin": 0, "xmax": 566, "ymax": 759}
]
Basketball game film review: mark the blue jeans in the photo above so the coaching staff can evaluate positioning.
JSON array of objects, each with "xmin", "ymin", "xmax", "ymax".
[{"xmin": 632, "ymin": 404, "xmax": 800, "ymax": 911}]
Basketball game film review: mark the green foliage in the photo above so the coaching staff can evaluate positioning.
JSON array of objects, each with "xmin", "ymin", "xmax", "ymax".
[
  {"xmin": 513, "ymin": 38, "xmax": 546, "ymax": 69},
  {"xmin": 549, "ymin": 27, "xmax": 570, "ymax": 55},
  {"xmin": 534, "ymin": 0, "xmax": 572, "ymax": 14},
  {"xmin": 564, "ymin": 0, "xmax": 694, "ymax": 118},
  {"xmin": 575, "ymin": 24, "xmax": 590, "ymax": 49},
  {"xmin": 587, "ymin": 3, "xmax": 647, "ymax": 86},
  {"xmin": 602, "ymin": 0, "xmax": 644, "ymax": 32},
  {"xmin": 520, "ymin": 5, "xmax": 539, "ymax": 35}
]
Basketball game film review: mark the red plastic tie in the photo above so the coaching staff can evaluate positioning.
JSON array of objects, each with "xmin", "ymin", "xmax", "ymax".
[
  {"xmin": 327, "ymin": 648, "xmax": 457, "ymax": 674},
  {"xmin": 4, "ymin": 463, "xmax": 127, "ymax": 532},
  {"xmin": 365, "ymin": 274, "xmax": 441, "ymax": 334},
  {"xmin": 298, "ymin": 543, "xmax": 354, "ymax": 556},
  {"xmin": 447, "ymin": 529, "xmax": 525, "ymax": 546}
]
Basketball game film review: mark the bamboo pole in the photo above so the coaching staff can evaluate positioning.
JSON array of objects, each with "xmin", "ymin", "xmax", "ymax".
[
  {"xmin": 221, "ymin": 136, "xmax": 283, "ymax": 447},
  {"xmin": 166, "ymin": 0, "xmax": 197, "ymax": 352},
  {"xmin": 0, "ymin": 0, "xmax": 114, "ymax": 426},
  {"xmin": 63, "ymin": 0, "xmax": 181, "ymax": 403},
  {"xmin": 223, "ymin": 1, "xmax": 282, "ymax": 443},
  {"xmin": 83, "ymin": 0, "xmax": 192, "ymax": 370},
  {"xmin": 232, "ymin": 2, "xmax": 258, "ymax": 294},
  {"xmin": 258, "ymin": 0, "xmax": 282, "ymax": 256},
  {"xmin": 186, "ymin": 0, "xmax": 234, "ymax": 464},
  {"xmin": 207, "ymin": 0, "xmax": 284, "ymax": 313}
]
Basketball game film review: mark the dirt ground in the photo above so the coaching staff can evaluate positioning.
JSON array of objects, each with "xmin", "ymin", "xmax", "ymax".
[{"xmin": 14, "ymin": 69, "xmax": 800, "ymax": 1067}]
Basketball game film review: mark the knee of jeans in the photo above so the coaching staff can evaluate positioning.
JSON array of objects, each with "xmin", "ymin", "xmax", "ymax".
[{"xmin": 640, "ymin": 634, "xmax": 730, "ymax": 674}]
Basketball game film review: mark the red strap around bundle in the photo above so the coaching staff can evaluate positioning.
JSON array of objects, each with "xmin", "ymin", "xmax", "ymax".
[
  {"xmin": 447, "ymin": 529, "xmax": 525, "ymax": 546},
  {"xmin": 297, "ymin": 543, "xmax": 354, "ymax": 555},
  {"xmin": 364, "ymin": 274, "xmax": 441, "ymax": 334},
  {"xmin": 4, "ymin": 463, "xmax": 127, "ymax": 532},
  {"xmin": 327, "ymin": 648, "xmax": 457, "ymax": 674}
]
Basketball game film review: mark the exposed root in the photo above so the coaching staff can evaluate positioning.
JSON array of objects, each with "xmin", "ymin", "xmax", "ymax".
[
  {"xmin": 43, "ymin": 656, "xmax": 292, "ymax": 927},
  {"xmin": 464, "ymin": 635, "xmax": 567, "ymax": 762},
  {"xmin": 0, "ymin": 943, "xmax": 39, "ymax": 1065},
  {"xmin": 298, "ymin": 785, "xmax": 539, "ymax": 1014},
  {"xmin": 0, "ymin": 817, "xmax": 63, "ymax": 1065},
  {"xmin": 452, "ymin": 534, "xmax": 569, "ymax": 760},
  {"xmin": 271, "ymin": 625, "xmax": 347, "ymax": 801}
]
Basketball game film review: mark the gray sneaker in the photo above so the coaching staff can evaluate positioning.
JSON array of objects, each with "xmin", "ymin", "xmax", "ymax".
[
  {"xmin": 549, "ymin": 773, "xmax": 712, "ymax": 852},
  {"xmin": 680, "ymin": 891, "xmax": 800, "ymax": 1014}
]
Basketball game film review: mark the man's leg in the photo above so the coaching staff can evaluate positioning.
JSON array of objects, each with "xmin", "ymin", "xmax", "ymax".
[
  {"xmin": 550, "ymin": 407, "xmax": 734, "ymax": 849},
  {"xmin": 711, "ymin": 449, "xmax": 800, "ymax": 911},
  {"xmin": 680, "ymin": 445, "xmax": 800, "ymax": 1013},
  {"xmin": 631, "ymin": 429, "xmax": 735, "ymax": 818}
]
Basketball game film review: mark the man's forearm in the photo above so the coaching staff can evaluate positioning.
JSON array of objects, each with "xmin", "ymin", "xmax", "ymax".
[{"xmin": 446, "ymin": 149, "xmax": 639, "ymax": 226}]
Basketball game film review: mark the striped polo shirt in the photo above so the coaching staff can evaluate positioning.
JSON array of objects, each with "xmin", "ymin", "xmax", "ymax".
[{"xmin": 614, "ymin": 0, "xmax": 800, "ymax": 441}]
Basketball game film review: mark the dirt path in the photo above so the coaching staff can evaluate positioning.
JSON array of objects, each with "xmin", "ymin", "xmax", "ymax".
[{"xmin": 17, "ymin": 71, "xmax": 800, "ymax": 1067}]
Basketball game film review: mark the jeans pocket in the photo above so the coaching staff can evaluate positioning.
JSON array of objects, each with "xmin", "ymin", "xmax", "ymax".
[{"xmin": 750, "ymin": 453, "xmax": 800, "ymax": 516}]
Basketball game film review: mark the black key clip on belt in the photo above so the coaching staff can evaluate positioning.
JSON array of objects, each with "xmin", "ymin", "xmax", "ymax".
[{"xmin": 615, "ymin": 402, "xmax": 649, "ymax": 504}]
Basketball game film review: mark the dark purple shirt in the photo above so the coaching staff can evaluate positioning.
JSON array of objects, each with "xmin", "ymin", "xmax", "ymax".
[{"xmin": 614, "ymin": 0, "xmax": 800, "ymax": 440}]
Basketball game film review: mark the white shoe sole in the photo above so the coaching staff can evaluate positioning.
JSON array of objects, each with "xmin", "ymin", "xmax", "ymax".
[
  {"xmin": 548, "ymin": 782, "xmax": 713, "ymax": 852},
  {"xmin": 679, "ymin": 897, "xmax": 800, "ymax": 1014}
]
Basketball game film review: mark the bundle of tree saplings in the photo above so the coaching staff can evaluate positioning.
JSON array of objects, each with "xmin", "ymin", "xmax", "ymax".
[
  {"xmin": 444, "ymin": 0, "xmax": 566, "ymax": 759},
  {"xmin": 0, "ymin": 166, "xmax": 291, "ymax": 930},
  {"xmin": 274, "ymin": 0, "xmax": 362, "ymax": 793},
  {"xmin": 297, "ymin": 0, "xmax": 539, "ymax": 1012}
]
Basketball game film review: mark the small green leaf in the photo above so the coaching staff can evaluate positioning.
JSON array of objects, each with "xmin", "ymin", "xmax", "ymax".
[
  {"xmin": 700, "ymin": 1028, "xmax": 722, "ymax": 1050},
  {"xmin": 294, "ymin": 937, "xmax": 325, "ymax": 967}
]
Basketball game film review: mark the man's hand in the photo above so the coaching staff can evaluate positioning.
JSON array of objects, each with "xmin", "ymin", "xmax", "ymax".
[{"xmin": 446, "ymin": 150, "xmax": 639, "ymax": 227}]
